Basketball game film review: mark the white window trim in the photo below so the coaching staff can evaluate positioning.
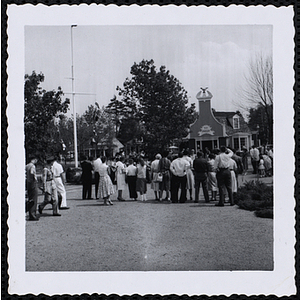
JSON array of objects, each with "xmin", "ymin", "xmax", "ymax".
[{"xmin": 233, "ymin": 115, "xmax": 240, "ymax": 129}]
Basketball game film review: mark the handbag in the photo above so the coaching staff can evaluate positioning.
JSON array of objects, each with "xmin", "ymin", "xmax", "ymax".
[{"xmin": 156, "ymin": 173, "xmax": 163, "ymax": 182}]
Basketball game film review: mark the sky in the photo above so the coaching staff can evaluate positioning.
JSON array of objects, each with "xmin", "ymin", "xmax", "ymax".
[{"xmin": 25, "ymin": 25, "xmax": 272, "ymax": 116}]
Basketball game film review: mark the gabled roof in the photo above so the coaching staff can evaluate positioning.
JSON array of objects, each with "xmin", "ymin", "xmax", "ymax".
[
  {"xmin": 213, "ymin": 111, "xmax": 237, "ymax": 119},
  {"xmin": 212, "ymin": 110, "xmax": 252, "ymax": 134}
]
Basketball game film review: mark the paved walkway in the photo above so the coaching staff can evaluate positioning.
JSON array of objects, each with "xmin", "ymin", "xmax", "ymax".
[{"xmin": 26, "ymin": 171, "xmax": 273, "ymax": 271}]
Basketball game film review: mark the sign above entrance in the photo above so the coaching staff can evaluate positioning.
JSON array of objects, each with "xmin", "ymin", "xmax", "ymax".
[{"xmin": 198, "ymin": 125, "xmax": 215, "ymax": 136}]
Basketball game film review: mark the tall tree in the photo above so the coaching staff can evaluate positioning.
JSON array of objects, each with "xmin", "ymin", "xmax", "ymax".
[
  {"xmin": 24, "ymin": 71, "xmax": 70, "ymax": 158},
  {"xmin": 248, "ymin": 104, "xmax": 272, "ymax": 145},
  {"xmin": 237, "ymin": 53, "xmax": 273, "ymax": 143},
  {"xmin": 108, "ymin": 59, "xmax": 197, "ymax": 156}
]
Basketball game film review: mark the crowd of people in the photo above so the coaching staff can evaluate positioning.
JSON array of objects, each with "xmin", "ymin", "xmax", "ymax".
[
  {"xmin": 25, "ymin": 144, "xmax": 273, "ymax": 220},
  {"xmin": 77, "ymin": 144, "xmax": 273, "ymax": 206},
  {"xmin": 25, "ymin": 155, "xmax": 69, "ymax": 221}
]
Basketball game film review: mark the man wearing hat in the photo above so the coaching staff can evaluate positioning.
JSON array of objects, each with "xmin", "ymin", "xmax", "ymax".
[
  {"xmin": 38, "ymin": 156, "xmax": 61, "ymax": 216},
  {"xmin": 25, "ymin": 155, "xmax": 39, "ymax": 221}
]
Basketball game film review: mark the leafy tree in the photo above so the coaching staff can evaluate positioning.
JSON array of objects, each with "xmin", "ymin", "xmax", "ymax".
[
  {"xmin": 248, "ymin": 104, "xmax": 273, "ymax": 145},
  {"xmin": 66, "ymin": 103, "xmax": 116, "ymax": 158},
  {"xmin": 108, "ymin": 59, "xmax": 197, "ymax": 156},
  {"xmin": 24, "ymin": 71, "xmax": 70, "ymax": 158}
]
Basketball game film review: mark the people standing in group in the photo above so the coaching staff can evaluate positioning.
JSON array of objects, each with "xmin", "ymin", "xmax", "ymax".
[
  {"xmin": 38, "ymin": 156, "xmax": 61, "ymax": 216},
  {"xmin": 158, "ymin": 150, "xmax": 171, "ymax": 201},
  {"xmin": 126, "ymin": 158, "xmax": 138, "ymax": 201},
  {"xmin": 116, "ymin": 156, "xmax": 127, "ymax": 201},
  {"xmin": 98, "ymin": 156, "xmax": 114, "ymax": 205},
  {"xmin": 136, "ymin": 157, "xmax": 147, "ymax": 201},
  {"xmin": 214, "ymin": 146, "xmax": 234, "ymax": 206},
  {"xmin": 25, "ymin": 155, "xmax": 39, "ymax": 221},
  {"xmin": 228, "ymin": 157, "xmax": 238, "ymax": 194},
  {"xmin": 80, "ymin": 155, "xmax": 93, "ymax": 200},
  {"xmin": 250, "ymin": 145, "xmax": 260, "ymax": 174},
  {"xmin": 170, "ymin": 152, "xmax": 188, "ymax": 203},
  {"xmin": 193, "ymin": 151, "xmax": 210, "ymax": 203},
  {"xmin": 150, "ymin": 153, "xmax": 162, "ymax": 201},
  {"xmin": 93, "ymin": 155, "xmax": 102, "ymax": 199},
  {"xmin": 52, "ymin": 157, "xmax": 69, "ymax": 209},
  {"xmin": 183, "ymin": 150, "xmax": 194, "ymax": 201},
  {"xmin": 207, "ymin": 153, "xmax": 217, "ymax": 202}
]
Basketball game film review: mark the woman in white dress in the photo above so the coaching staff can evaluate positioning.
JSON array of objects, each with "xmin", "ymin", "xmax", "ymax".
[
  {"xmin": 151, "ymin": 153, "xmax": 162, "ymax": 201},
  {"xmin": 98, "ymin": 156, "xmax": 115, "ymax": 205},
  {"xmin": 228, "ymin": 158, "xmax": 238, "ymax": 194},
  {"xmin": 115, "ymin": 156, "xmax": 127, "ymax": 201},
  {"xmin": 183, "ymin": 150, "xmax": 194, "ymax": 201}
]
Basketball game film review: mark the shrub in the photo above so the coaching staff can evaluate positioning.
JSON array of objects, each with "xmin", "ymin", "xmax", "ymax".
[
  {"xmin": 255, "ymin": 208, "xmax": 273, "ymax": 219},
  {"xmin": 235, "ymin": 180, "xmax": 273, "ymax": 218}
]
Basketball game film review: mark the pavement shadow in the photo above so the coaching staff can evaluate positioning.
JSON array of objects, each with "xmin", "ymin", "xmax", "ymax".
[{"xmin": 76, "ymin": 203, "xmax": 112, "ymax": 207}]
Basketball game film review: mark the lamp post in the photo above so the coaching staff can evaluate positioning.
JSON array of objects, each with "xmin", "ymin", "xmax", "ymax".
[{"xmin": 71, "ymin": 25, "xmax": 78, "ymax": 167}]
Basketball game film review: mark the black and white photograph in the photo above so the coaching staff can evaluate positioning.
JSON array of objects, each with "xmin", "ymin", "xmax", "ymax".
[{"xmin": 7, "ymin": 4, "xmax": 295, "ymax": 296}]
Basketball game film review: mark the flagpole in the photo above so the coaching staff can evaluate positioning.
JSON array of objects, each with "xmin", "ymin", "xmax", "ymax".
[{"xmin": 71, "ymin": 24, "xmax": 78, "ymax": 167}]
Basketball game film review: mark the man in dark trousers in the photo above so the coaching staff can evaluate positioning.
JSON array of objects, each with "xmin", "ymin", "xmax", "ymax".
[
  {"xmin": 170, "ymin": 152, "xmax": 188, "ymax": 203},
  {"xmin": 25, "ymin": 155, "xmax": 39, "ymax": 221},
  {"xmin": 193, "ymin": 151, "xmax": 210, "ymax": 203},
  {"xmin": 93, "ymin": 155, "xmax": 102, "ymax": 199},
  {"xmin": 214, "ymin": 146, "xmax": 234, "ymax": 206},
  {"xmin": 80, "ymin": 155, "xmax": 93, "ymax": 199}
]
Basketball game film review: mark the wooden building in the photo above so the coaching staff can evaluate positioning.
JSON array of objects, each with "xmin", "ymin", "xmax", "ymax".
[{"xmin": 187, "ymin": 88, "xmax": 253, "ymax": 152}]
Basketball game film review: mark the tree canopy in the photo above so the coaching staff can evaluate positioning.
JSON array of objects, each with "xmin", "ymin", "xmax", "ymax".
[
  {"xmin": 248, "ymin": 104, "xmax": 273, "ymax": 145},
  {"xmin": 107, "ymin": 59, "xmax": 197, "ymax": 156},
  {"xmin": 24, "ymin": 71, "xmax": 70, "ymax": 158}
]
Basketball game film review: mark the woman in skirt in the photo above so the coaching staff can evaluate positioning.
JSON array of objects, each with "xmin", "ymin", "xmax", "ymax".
[
  {"xmin": 136, "ymin": 157, "xmax": 147, "ymax": 201},
  {"xmin": 207, "ymin": 153, "xmax": 218, "ymax": 201},
  {"xmin": 228, "ymin": 158, "xmax": 238, "ymax": 194},
  {"xmin": 150, "ymin": 153, "xmax": 162, "ymax": 201},
  {"xmin": 98, "ymin": 156, "xmax": 115, "ymax": 205},
  {"xmin": 115, "ymin": 156, "xmax": 127, "ymax": 201},
  {"xmin": 183, "ymin": 150, "xmax": 194, "ymax": 201}
]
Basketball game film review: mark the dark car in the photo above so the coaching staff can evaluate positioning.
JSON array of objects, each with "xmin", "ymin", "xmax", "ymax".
[{"xmin": 66, "ymin": 167, "xmax": 96, "ymax": 184}]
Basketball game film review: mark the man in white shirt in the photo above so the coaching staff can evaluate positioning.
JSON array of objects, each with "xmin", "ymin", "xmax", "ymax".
[
  {"xmin": 250, "ymin": 145, "xmax": 260, "ymax": 174},
  {"xmin": 52, "ymin": 158, "xmax": 69, "ymax": 209},
  {"xmin": 170, "ymin": 152, "xmax": 189, "ymax": 203},
  {"xmin": 214, "ymin": 146, "xmax": 234, "ymax": 206},
  {"xmin": 93, "ymin": 155, "xmax": 102, "ymax": 199}
]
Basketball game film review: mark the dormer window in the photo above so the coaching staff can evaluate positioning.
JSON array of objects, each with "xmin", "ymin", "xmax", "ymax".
[{"xmin": 233, "ymin": 115, "xmax": 240, "ymax": 129}]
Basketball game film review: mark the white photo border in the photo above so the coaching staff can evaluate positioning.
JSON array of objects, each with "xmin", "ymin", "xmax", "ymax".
[{"xmin": 7, "ymin": 4, "xmax": 295, "ymax": 296}]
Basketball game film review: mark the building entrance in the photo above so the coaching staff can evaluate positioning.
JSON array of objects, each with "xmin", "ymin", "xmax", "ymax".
[{"xmin": 202, "ymin": 140, "xmax": 213, "ymax": 152}]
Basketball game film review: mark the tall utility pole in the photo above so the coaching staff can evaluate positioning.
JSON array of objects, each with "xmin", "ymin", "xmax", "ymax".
[
  {"xmin": 71, "ymin": 25, "xmax": 78, "ymax": 167},
  {"xmin": 68, "ymin": 25, "xmax": 96, "ymax": 167}
]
